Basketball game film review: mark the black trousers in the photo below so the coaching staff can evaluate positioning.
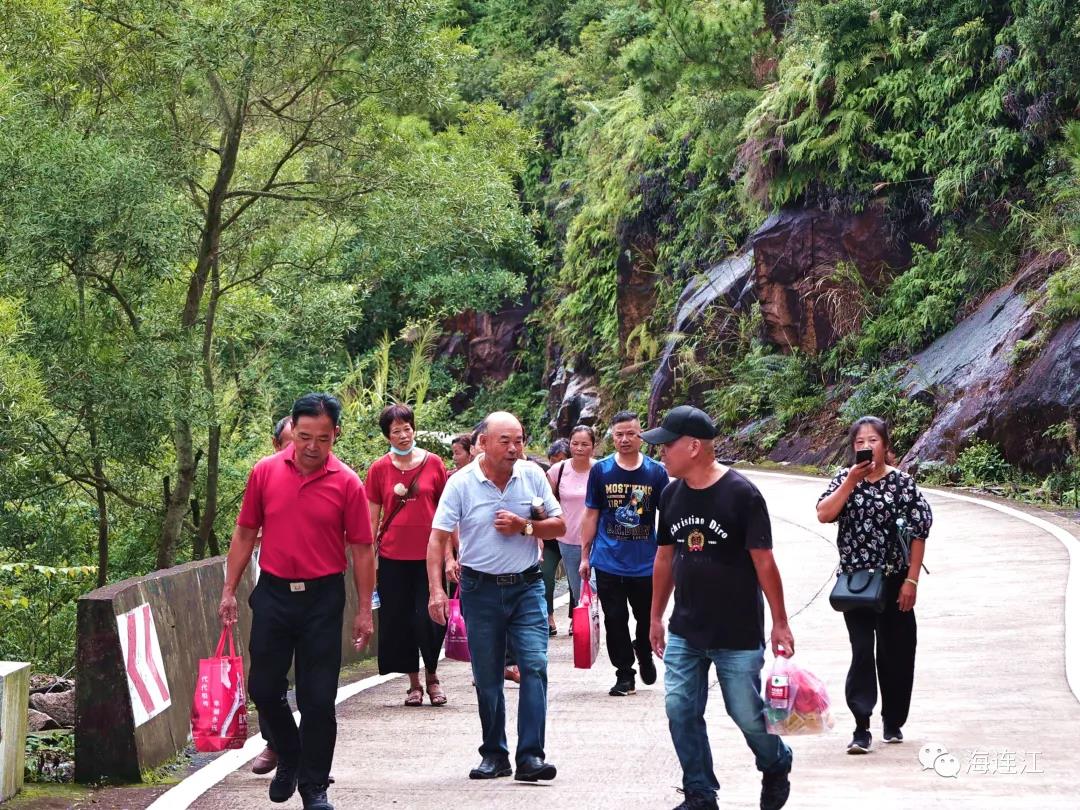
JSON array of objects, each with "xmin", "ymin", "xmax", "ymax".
[
  {"xmin": 595, "ymin": 568, "xmax": 653, "ymax": 680},
  {"xmin": 376, "ymin": 556, "xmax": 446, "ymax": 675},
  {"xmin": 248, "ymin": 572, "xmax": 345, "ymax": 789},
  {"xmin": 843, "ymin": 573, "xmax": 917, "ymax": 731},
  {"xmin": 258, "ymin": 700, "xmax": 282, "ymax": 750}
]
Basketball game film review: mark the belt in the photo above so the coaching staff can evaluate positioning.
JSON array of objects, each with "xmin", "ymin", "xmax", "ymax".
[
  {"xmin": 460, "ymin": 564, "xmax": 542, "ymax": 586},
  {"xmin": 259, "ymin": 570, "xmax": 344, "ymax": 593}
]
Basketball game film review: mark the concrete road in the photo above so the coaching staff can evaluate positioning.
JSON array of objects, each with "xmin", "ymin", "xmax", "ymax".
[{"xmin": 182, "ymin": 471, "xmax": 1080, "ymax": 809}]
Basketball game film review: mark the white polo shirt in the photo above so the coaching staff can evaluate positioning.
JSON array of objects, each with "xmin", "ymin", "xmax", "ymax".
[{"xmin": 433, "ymin": 457, "xmax": 562, "ymax": 574}]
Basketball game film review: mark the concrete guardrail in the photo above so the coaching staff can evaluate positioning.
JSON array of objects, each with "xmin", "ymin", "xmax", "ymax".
[
  {"xmin": 0, "ymin": 660, "xmax": 31, "ymax": 802},
  {"xmin": 75, "ymin": 555, "xmax": 375, "ymax": 783}
]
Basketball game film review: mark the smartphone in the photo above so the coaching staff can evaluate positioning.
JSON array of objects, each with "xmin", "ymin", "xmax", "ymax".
[{"xmin": 855, "ymin": 448, "xmax": 873, "ymax": 464}]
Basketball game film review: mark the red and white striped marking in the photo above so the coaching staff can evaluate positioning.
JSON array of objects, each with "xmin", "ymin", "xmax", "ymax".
[{"xmin": 116, "ymin": 602, "xmax": 171, "ymax": 727}]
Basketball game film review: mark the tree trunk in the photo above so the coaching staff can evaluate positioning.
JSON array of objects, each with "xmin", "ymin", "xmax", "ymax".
[
  {"xmin": 77, "ymin": 273, "xmax": 110, "ymax": 586},
  {"xmin": 156, "ymin": 68, "xmax": 250, "ymax": 570},
  {"xmin": 198, "ymin": 261, "xmax": 222, "ymax": 560},
  {"xmin": 89, "ymin": 430, "xmax": 110, "ymax": 587},
  {"xmin": 157, "ymin": 419, "xmax": 196, "ymax": 569}
]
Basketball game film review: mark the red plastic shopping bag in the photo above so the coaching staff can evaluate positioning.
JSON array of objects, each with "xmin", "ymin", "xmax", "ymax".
[
  {"xmin": 444, "ymin": 597, "xmax": 471, "ymax": 662},
  {"xmin": 573, "ymin": 580, "xmax": 601, "ymax": 669},
  {"xmin": 762, "ymin": 655, "xmax": 834, "ymax": 735},
  {"xmin": 191, "ymin": 626, "xmax": 249, "ymax": 752}
]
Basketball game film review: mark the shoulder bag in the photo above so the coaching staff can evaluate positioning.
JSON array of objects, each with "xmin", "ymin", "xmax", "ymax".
[
  {"xmin": 828, "ymin": 512, "xmax": 913, "ymax": 614},
  {"xmin": 375, "ymin": 452, "xmax": 430, "ymax": 555},
  {"xmin": 553, "ymin": 460, "xmax": 567, "ymax": 502}
]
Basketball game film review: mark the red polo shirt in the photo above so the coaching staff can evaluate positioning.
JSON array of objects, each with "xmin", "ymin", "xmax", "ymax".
[{"xmin": 237, "ymin": 445, "xmax": 373, "ymax": 580}]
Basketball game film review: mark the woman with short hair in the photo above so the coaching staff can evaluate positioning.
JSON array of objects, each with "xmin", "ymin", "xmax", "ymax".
[{"xmin": 366, "ymin": 404, "xmax": 450, "ymax": 706}]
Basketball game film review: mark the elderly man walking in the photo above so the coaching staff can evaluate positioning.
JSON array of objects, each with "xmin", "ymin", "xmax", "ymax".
[
  {"xmin": 219, "ymin": 393, "xmax": 375, "ymax": 810},
  {"xmin": 645, "ymin": 406, "xmax": 794, "ymax": 810},
  {"xmin": 427, "ymin": 411, "xmax": 565, "ymax": 782}
]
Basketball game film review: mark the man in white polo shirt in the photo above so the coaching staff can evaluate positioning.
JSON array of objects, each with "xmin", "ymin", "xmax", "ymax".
[{"xmin": 427, "ymin": 411, "xmax": 565, "ymax": 782}]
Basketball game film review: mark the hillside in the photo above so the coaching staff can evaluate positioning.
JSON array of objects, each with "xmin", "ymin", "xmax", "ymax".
[{"xmin": 444, "ymin": 0, "xmax": 1080, "ymax": 489}]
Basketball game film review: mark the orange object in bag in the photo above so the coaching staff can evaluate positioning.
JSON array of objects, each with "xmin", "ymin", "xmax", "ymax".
[{"xmin": 191, "ymin": 626, "xmax": 248, "ymax": 752}]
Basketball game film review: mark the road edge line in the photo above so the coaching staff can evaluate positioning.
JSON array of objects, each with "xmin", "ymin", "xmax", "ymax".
[
  {"xmin": 744, "ymin": 469, "xmax": 1080, "ymax": 704},
  {"xmin": 149, "ymin": 591, "xmax": 574, "ymax": 809}
]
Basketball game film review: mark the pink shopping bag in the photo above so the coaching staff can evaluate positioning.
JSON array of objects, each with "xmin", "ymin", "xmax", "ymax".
[
  {"xmin": 573, "ymin": 580, "xmax": 600, "ymax": 669},
  {"xmin": 192, "ymin": 626, "xmax": 248, "ymax": 752},
  {"xmin": 444, "ymin": 597, "xmax": 471, "ymax": 662}
]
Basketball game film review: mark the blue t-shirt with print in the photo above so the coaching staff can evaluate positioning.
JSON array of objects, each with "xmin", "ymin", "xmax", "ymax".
[{"xmin": 585, "ymin": 454, "xmax": 669, "ymax": 577}]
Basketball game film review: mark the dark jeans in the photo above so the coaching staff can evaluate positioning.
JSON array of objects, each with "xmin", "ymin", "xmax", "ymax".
[
  {"xmin": 376, "ymin": 556, "xmax": 446, "ymax": 675},
  {"xmin": 843, "ymin": 573, "xmax": 918, "ymax": 731},
  {"xmin": 248, "ymin": 572, "xmax": 345, "ymax": 789},
  {"xmin": 595, "ymin": 568, "xmax": 653, "ymax": 680},
  {"xmin": 458, "ymin": 567, "xmax": 549, "ymax": 763}
]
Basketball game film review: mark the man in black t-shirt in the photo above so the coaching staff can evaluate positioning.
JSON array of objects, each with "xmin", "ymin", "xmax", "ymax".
[{"xmin": 643, "ymin": 406, "xmax": 794, "ymax": 810}]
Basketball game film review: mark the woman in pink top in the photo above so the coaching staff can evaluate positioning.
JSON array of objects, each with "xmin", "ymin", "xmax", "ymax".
[
  {"xmin": 547, "ymin": 425, "xmax": 597, "ymax": 635},
  {"xmin": 366, "ymin": 404, "xmax": 449, "ymax": 706}
]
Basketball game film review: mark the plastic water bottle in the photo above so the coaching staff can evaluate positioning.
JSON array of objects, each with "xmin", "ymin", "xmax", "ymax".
[{"xmin": 371, "ymin": 589, "xmax": 381, "ymax": 609}]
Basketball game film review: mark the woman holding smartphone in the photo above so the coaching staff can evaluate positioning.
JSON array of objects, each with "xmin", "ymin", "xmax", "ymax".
[{"xmin": 816, "ymin": 416, "xmax": 932, "ymax": 755}]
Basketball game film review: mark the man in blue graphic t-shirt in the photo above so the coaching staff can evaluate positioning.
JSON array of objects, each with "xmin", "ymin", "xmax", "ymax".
[{"xmin": 580, "ymin": 410, "xmax": 669, "ymax": 696}]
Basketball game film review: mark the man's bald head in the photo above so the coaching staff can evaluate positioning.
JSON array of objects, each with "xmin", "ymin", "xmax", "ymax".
[
  {"xmin": 478, "ymin": 411, "xmax": 525, "ymax": 468},
  {"xmin": 480, "ymin": 411, "xmax": 524, "ymax": 436}
]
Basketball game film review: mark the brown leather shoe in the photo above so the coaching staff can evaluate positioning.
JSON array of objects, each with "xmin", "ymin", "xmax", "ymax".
[
  {"xmin": 251, "ymin": 746, "xmax": 278, "ymax": 774},
  {"xmin": 503, "ymin": 666, "xmax": 520, "ymax": 684}
]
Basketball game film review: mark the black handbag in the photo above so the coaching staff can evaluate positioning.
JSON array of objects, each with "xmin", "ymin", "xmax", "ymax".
[
  {"xmin": 829, "ymin": 517, "xmax": 913, "ymax": 613},
  {"xmin": 829, "ymin": 567, "xmax": 887, "ymax": 613}
]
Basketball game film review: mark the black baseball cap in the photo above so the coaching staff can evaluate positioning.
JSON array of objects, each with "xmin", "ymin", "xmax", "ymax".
[{"xmin": 640, "ymin": 405, "xmax": 719, "ymax": 445}]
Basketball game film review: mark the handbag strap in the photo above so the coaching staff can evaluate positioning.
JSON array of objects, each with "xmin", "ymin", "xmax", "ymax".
[
  {"xmin": 376, "ymin": 452, "xmax": 430, "ymax": 552},
  {"xmin": 553, "ymin": 460, "xmax": 566, "ymax": 502},
  {"xmin": 215, "ymin": 626, "xmax": 236, "ymax": 658},
  {"xmin": 579, "ymin": 579, "xmax": 593, "ymax": 603}
]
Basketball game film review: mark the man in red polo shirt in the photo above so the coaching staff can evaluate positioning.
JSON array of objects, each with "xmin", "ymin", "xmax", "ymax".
[{"xmin": 219, "ymin": 393, "xmax": 374, "ymax": 810}]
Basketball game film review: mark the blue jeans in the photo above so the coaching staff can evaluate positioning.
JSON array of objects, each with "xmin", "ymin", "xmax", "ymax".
[
  {"xmin": 663, "ymin": 633, "xmax": 792, "ymax": 798},
  {"xmin": 557, "ymin": 542, "xmax": 596, "ymax": 606},
  {"xmin": 459, "ymin": 569, "xmax": 549, "ymax": 763}
]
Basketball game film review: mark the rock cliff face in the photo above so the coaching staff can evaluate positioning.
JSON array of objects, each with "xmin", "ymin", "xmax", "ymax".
[
  {"xmin": 439, "ymin": 304, "xmax": 531, "ymax": 387},
  {"xmin": 638, "ymin": 205, "xmax": 1073, "ymax": 474},
  {"xmin": 547, "ymin": 361, "xmax": 600, "ymax": 436},
  {"xmin": 904, "ymin": 252, "xmax": 1077, "ymax": 473},
  {"xmin": 647, "ymin": 252, "xmax": 755, "ymax": 425},
  {"xmin": 616, "ymin": 238, "xmax": 660, "ymax": 350},
  {"xmin": 748, "ymin": 204, "xmax": 924, "ymax": 353}
]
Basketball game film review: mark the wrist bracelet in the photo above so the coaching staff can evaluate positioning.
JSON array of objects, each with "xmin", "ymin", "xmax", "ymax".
[{"xmin": 904, "ymin": 577, "xmax": 918, "ymax": 588}]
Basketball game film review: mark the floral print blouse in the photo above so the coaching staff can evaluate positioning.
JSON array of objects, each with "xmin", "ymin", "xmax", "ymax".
[{"xmin": 818, "ymin": 468, "xmax": 933, "ymax": 574}]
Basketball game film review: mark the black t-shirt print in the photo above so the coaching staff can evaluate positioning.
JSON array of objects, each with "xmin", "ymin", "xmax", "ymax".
[{"xmin": 657, "ymin": 469, "xmax": 773, "ymax": 651}]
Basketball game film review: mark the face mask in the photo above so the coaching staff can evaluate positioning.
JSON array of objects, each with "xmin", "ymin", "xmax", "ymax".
[{"xmin": 390, "ymin": 443, "xmax": 415, "ymax": 456}]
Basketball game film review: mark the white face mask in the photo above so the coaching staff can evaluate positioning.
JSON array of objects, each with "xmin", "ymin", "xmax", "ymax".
[{"xmin": 390, "ymin": 443, "xmax": 415, "ymax": 456}]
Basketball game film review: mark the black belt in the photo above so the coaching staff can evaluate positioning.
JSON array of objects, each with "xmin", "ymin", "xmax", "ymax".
[
  {"xmin": 259, "ymin": 570, "xmax": 344, "ymax": 593},
  {"xmin": 460, "ymin": 564, "xmax": 542, "ymax": 586}
]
